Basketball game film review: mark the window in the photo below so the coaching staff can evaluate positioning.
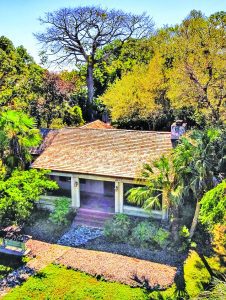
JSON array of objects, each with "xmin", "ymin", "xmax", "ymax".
[
  {"xmin": 80, "ymin": 178, "xmax": 86, "ymax": 184},
  {"xmin": 123, "ymin": 183, "xmax": 162, "ymax": 210},
  {"xmin": 123, "ymin": 183, "xmax": 143, "ymax": 208},
  {"xmin": 59, "ymin": 176, "xmax": 71, "ymax": 182}
]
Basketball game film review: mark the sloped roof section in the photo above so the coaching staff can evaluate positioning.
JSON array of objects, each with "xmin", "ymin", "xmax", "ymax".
[
  {"xmin": 32, "ymin": 128, "xmax": 172, "ymax": 179},
  {"xmin": 81, "ymin": 120, "xmax": 113, "ymax": 129},
  {"xmin": 30, "ymin": 129, "xmax": 58, "ymax": 155}
]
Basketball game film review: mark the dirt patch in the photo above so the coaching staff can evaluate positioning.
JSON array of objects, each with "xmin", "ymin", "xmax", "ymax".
[{"xmin": 57, "ymin": 247, "xmax": 177, "ymax": 288}]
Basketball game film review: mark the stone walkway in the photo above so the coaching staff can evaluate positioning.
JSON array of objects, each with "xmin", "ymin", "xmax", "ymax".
[
  {"xmin": 0, "ymin": 239, "xmax": 177, "ymax": 298},
  {"xmin": 57, "ymin": 225, "xmax": 103, "ymax": 247}
]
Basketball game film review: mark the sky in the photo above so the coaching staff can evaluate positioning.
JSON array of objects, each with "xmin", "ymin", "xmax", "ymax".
[{"xmin": 0, "ymin": 0, "xmax": 225, "ymax": 65}]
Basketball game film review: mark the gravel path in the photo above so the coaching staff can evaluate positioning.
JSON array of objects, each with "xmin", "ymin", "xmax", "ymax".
[{"xmin": 57, "ymin": 225, "xmax": 103, "ymax": 246}]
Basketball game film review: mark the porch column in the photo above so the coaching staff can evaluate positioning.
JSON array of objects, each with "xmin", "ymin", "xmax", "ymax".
[
  {"xmin": 115, "ymin": 181, "xmax": 123, "ymax": 213},
  {"xmin": 71, "ymin": 175, "xmax": 80, "ymax": 208}
]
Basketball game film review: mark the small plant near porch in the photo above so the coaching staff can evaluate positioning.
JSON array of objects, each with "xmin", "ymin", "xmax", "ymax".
[
  {"xmin": 49, "ymin": 197, "xmax": 71, "ymax": 226},
  {"xmin": 104, "ymin": 215, "xmax": 170, "ymax": 249}
]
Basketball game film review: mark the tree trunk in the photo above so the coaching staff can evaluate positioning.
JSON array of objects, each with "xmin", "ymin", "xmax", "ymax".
[
  {"xmin": 189, "ymin": 200, "xmax": 201, "ymax": 239},
  {"xmin": 86, "ymin": 64, "xmax": 94, "ymax": 120},
  {"xmin": 171, "ymin": 205, "xmax": 180, "ymax": 242}
]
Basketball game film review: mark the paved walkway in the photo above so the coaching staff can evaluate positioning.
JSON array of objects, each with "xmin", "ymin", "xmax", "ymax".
[{"xmin": 0, "ymin": 239, "xmax": 177, "ymax": 298}]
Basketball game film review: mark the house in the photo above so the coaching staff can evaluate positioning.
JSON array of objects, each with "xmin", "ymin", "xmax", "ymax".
[{"xmin": 32, "ymin": 121, "xmax": 172, "ymax": 221}]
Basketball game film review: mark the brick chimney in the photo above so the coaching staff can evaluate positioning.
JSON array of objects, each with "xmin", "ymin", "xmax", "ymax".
[{"xmin": 171, "ymin": 120, "xmax": 187, "ymax": 147}]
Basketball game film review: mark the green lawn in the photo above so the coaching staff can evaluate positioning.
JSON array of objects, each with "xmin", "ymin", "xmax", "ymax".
[
  {"xmin": 3, "ymin": 251, "xmax": 225, "ymax": 300},
  {"xmin": 3, "ymin": 264, "xmax": 149, "ymax": 300}
]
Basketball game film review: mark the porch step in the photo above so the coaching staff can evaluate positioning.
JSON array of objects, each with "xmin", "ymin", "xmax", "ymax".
[{"xmin": 73, "ymin": 208, "xmax": 114, "ymax": 228}]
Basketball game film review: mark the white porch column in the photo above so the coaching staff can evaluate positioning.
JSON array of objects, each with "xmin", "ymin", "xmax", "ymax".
[
  {"xmin": 115, "ymin": 181, "xmax": 124, "ymax": 213},
  {"xmin": 71, "ymin": 175, "xmax": 80, "ymax": 208}
]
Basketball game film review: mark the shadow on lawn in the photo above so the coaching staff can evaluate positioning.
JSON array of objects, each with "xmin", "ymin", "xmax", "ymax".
[{"xmin": 133, "ymin": 248, "xmax": 224, "ymax": 300}]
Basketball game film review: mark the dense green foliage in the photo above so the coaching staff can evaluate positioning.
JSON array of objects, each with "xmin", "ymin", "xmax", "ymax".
[
  {"xmin": 0, "ymin": 169, "xmax": 58, "ymax": 226},
  {"xmin": 128, "ymin": 127, "xmax": 226, "ymax": 238},
  {"xmin": 49, "ymin": 197, "xmax": 71, "ymax": 225},
  {"xmin": 0, "ymin": 110, "xmax": 41, "ymax": 172},
  {"xmin": 104, "ymin": 214, "xmax": 131, "ymax": 242},
  {"xmin": 104, "ymin": 215, "xmax": 170, "ymax": 248},
  {"xmin": 102, "ymin": 11, "xmax": 226, "ymax": 128},
  {"xmin": 3, "ymin": 264, "xmax": 149, "ymax": 300},
  {"xmin": 199, "ymin": 180, "xmax": 226, "ymax": 228}
]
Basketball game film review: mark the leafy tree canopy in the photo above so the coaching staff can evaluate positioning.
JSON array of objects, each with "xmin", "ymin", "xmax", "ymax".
[
  {"xmin": 0, "ymin": 36, "xmax": 44, "ymax": 111},
  {"xmin": 199, "ymin": 180, "xmax": 226, "ymax": 228},
  {"xmin": 0, "ymin": 169, "xmax": 58, "ymax": 227},
  {"xmin": 102, "ymin": 11, "xmax": 226, "ymax": 127},
  {"xmin": 0, "ymin": 110, "xmax": 41, "ymax": 172}
]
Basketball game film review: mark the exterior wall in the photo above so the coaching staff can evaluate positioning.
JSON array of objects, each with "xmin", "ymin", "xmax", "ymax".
[{"xmin": 39, "ymin": 171, "xmax": 168, "ymax": 220}]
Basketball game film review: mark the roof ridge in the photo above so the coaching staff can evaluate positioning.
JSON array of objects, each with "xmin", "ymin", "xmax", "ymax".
[{"xmin": 60, "ymin": 127, "xmax": 171, "ymax": 134}]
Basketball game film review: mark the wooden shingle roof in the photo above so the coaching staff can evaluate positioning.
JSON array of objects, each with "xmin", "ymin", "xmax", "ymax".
[
  {"xmin": 81, "ymin": 120, "xmax": 113, "ymax": 129},
  {"xmin": 32, "ymin": 128, "xmax": 172, "ymax": 179}
]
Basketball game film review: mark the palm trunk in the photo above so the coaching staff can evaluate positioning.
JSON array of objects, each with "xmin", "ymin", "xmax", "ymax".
[
  {"xmin": 86, "ymin": 64, "xmax": 94, "ymax": 120},
  {"xmin": 189, "ymin": 200, "xmax": 200, "ymax": 239}
]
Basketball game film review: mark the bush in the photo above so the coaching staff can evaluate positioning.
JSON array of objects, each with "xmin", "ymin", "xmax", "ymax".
[
  {"xmin": 153, "ymin": 228, "xmax": 170, "ymax": 248},
  {"xmin": 49, "ymin": 197, "xmax": 70, "ymax": 225},
  {"xmin": 130, "ymin": 221, "xmax": 157, "ymax": 248},
  {"xmin": 130, "ymin": 221, "xmax": 169, "ymax": 248},
  {"xmin": 104, "ymin": 214, "xmax": 131, "ymax": 242}
]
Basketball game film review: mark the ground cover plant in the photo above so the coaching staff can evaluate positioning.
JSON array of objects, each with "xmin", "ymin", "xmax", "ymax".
[
  {"xmin": 3, "ymin": 249, "xmax": 225, "ymax": 300},
  {"xmin": 104, "ymin": 214, "xmax": 170, "ymax": 249},
  {"xmin": 23, "ymin": 209, "xmax": 74, "ymax": 243},
  {"xmin": 3, "ymin": 264, "xmax": 149, "ymax": 300}
]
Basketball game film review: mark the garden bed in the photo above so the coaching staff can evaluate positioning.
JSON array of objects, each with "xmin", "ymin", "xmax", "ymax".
[
  {"xmin": 82, "ymin": 236, "xmax": 185, "ymax": 266},
  {"xmin": 23, "ymin": 209, "xmax": 74, "ymax": 243}
]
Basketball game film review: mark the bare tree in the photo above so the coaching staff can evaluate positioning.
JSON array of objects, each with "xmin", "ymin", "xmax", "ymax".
[{"xmin": 35, "ymin": 6, "xmax": 154, "ymax": 117}]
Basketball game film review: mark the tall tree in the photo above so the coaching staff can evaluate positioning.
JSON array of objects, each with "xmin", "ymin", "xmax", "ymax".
[
  {"xmin": 127, "ymin": 127, "xmax": 226, "ymax": 239},
  {"xmin": 167, "ymin": 11, "xmax": 226, "ymax": 123},
  {"xmin": 0, "ymin": 36, "xmax": 43, "ymax": 111},
  {"xmin": 35, "ymin": 6, "xmax": 154, "ymax": 118},
  {"xmin": 0, "ymin": 110, "xmax": 41, "ymax": 172},
  {"xmin": 102, "ymin": 52, "xmax": 171, "ymax": 129}
]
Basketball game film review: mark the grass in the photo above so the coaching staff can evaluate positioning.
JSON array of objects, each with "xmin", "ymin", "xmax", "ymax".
[
  {"xmin": 148, "ymin": 250, "xmax": 225, "ymax": 300},
  {"xmin": 3, "ymin": 264, "xmax": 149, "ymax": 300},
  {"xmin": 3, "ymin": 250, "xmax": 225, "ymax": 300},
  {"xmin": 0, "ymin": 254, "xmax": 24, "ymax": 280}
]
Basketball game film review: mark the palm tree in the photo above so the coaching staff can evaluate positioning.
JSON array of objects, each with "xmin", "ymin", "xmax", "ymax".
[
  {"xmin": 172, "ymin": 128, "xmax": 225, "ymax": 238},
  {"xmin": 0, "ymin": 110, "xmax": 41, "ymax": 172},
  {"xmin": 128, "ymin": 127, "xmax": 225, "ymax": 239},
  {"xmin": 127, "ymin": 155, "xmax": 183, "ymax": 241}
]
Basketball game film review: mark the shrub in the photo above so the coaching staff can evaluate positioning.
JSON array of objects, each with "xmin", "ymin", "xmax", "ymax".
[
  {"xmin": 180, "ymin": 225, "xmax": 190, "ymax": 239},
  {"xmin": 130, "ymin": 221, "xmax": 157, "ymax": 248},
  {"xmin": 153, "ymin": 228, "xmax": 170, "ymax": 248},
  {"xmin": 104, "ymin": 214, "xmax": 131, "ymax": 242},
  {"xmin": 130, "ymin": 221, "xmax": 170, "ymax": 248},
  {"xmin": 49, "ymin": 197, "xmax": 70, "ymax": 225}
]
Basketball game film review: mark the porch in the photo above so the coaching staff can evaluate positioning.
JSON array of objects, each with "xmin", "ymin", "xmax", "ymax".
[{"xmin": 41, "ymin": 172, "xmax": 167, "ymax": 221}]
